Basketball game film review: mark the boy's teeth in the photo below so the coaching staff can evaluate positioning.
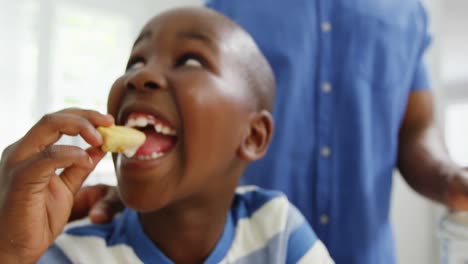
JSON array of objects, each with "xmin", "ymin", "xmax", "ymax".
[
  {"xmin": 135, "ymin": 151, "xmax": 165, "ymax": 160},
  {"xmin": 154, "ymin": 124, "xmax": 176, "ymax": 136},
  {"xmin": 125, "ymin": 114, "xmax": 177, "ymax": 135},
  {"xmin": 151, "ymin": 152, "xmax": 162, "ymax": 159},
  {"xmin": 125, "ymin": 119, "xmax": 136, "ymax": 127},
  {"xmin": 135, "ymin": 117, "xmax": 148, "ymax": 127},
  {"xmin": 155, "ymin": 124, "xmax": 163, "ymax": 133}
]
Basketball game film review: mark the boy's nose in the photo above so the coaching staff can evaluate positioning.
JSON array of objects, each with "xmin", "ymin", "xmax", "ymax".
[{"xmin": 125, "ymin": 68, "xmax": 167, "ymax": 91}]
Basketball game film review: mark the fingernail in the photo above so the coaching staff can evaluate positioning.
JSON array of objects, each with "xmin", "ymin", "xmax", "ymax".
[
  {"xmin": 105, "ymin": 114, "xmax": 115, "ymax": 122},
  {"xmin": 94, "ymin": 129, "xmax": 103, "ymax": 143}
]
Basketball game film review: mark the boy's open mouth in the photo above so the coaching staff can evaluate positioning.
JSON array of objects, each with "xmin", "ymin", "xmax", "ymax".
[{"xmin": 124, "ymin": 112, "xmax": 178, "ymax": 160}]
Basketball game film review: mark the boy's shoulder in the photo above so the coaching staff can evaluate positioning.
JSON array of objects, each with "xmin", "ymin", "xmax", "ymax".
[
  {"xmin": 229, "ymin": 185, "xmax": 305, "ymax": 248},
  {"xmin": 232, "ymin": 185, "xmax": 293, "ymax": 221},
  {"xmin": 39, "ymin": 211, "xmax": 144, "ymax": 264},
  {"xmin": 225, "ymin": 186, "xmax": 333, "ymax": 264}
]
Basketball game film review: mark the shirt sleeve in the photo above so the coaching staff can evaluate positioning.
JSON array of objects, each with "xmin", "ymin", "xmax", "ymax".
[
  {"xmin": 286, "ymin": 204, "xmax": 334, "ymax": 264},
  {"xmin": 411, "ymin": 1, "xmax": 432, "ymax": 91}
]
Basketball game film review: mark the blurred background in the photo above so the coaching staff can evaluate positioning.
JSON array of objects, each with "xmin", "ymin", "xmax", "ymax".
[{"xmin": 0, "ymin": 0, "xmax": 466, "ymax": 263}]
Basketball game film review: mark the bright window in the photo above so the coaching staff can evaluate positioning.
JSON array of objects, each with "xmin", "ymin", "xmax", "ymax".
[
  {"xmin": 445, "ymin": 102, "xmax": 468, "ymax": 167},
  {"xmin": 0, "ymin": 0, "xmax": 38, "ymax": 151},
  {"xmin": 51, "ymin": 4, "xmax": 134, "ymax": 186},
  {"xmin": 51, "ymin": 4, "xmax": 132, "ymax": 113}
]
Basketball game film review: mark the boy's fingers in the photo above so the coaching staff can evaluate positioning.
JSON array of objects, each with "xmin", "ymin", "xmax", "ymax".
[
  {"xmin": 86, "ymin": 146, "xmax": 108, "ymax": 165},
  {"xmin": 12, "ymin": 108, "xmax": 113, "ymax": 162},
  {"xmin": 14, "ymin": 145, "xmax": 93, "ymax": 184},
  {"xmin": 59, "ymin": 147, "xmax": 107, "ymax": 197},
  {"xmin": 60, "ymin": 108, "xmax": 114, "ymax": 127},
  {"xmin": 0, "ymin": 142, "xmax": 16, "ymax": 162},
  {"xmin": 13, "ymin": 113, "xmax": 106, "ymax": 162}
]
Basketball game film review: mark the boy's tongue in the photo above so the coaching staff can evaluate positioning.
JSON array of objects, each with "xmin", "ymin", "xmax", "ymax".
[{"xmin": 135, "ymin": 127, "xmax": 176, "ymax": 156}]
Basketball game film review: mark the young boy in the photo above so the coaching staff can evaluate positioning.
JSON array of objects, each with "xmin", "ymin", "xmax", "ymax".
[{"xmin": 0, "ymin": 7, "xmax": 333, "ymax": 263}]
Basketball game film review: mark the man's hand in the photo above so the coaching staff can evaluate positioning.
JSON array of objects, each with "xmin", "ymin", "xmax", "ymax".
[
  {"xmin": 70, "ymin": 184, "xmax": 124, "ymax": 224},
  {"xmin": 0, "ymin": 108, "xmax": 113, "ymax": 263},
  {"xmin": 446, "ymin": 170, "xmax": 468, "ymax": 211}
]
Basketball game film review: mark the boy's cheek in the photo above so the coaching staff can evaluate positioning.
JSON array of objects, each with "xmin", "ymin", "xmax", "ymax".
[{"xmin": 107, "ymin": 77, "xmax": 127, "ymax": 117}]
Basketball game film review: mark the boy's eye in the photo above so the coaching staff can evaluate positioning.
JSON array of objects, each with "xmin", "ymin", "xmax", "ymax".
[
  {"xmin": 177, "ymin": 54, "xmax": 204, "ymax": 68},
  {"xmin": 126, "ymin": 61, "xmax": 145, "ymax": 72},
  {"xmin": 184, "ymin": 58, "xmax": 202, "ymax": 67}
]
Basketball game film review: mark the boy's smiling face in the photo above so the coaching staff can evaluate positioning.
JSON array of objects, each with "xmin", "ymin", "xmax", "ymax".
[{"xmin": 106, "ymin": 8, "xmax": 260, "ymax": 211}]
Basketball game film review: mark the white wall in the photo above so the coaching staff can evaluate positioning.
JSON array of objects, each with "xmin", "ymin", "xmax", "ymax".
[
  {"xmin": 439, "ymin": 0, "xmax": 468, "ymax": 83},
  {"xmin": 391, "ymin": 174, "xmax": 440, "ymax": 264}
]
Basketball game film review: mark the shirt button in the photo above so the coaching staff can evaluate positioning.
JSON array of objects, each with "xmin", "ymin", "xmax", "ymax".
[
  {"xmin": 321, "ymin": 146, "xmax": 331, "ymax": 158},
  {"xmin": 322, "ymin": 82, "xmax": 332, "ymax": 93},
  {"xmin": 320, "ymin": 214, "xmax": 329, "ymax": 225},
  {"xmin": 321, "ymin": 22, "xmax": 332, "ymax": 32}
]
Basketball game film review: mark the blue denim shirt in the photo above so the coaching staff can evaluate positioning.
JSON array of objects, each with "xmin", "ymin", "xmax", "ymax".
[{"xmin": 205, "ymin": 0, "xmax": 431, "ymax": 263}]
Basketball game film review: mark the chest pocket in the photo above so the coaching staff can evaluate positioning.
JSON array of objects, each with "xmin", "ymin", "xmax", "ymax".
[{"xmin": 336, "ymin": 1, "xmax": 427, "ymax": 95}]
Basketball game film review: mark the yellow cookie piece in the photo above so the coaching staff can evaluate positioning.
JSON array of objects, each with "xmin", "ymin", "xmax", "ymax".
[{"xmin": 97, "ymin": 125, "xmax": 146, "ymax": 157}]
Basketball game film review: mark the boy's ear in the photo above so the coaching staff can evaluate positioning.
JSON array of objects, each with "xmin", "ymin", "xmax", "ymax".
[{"xmin": 238, "ymin": 110, "xmax": 274, "ymax": 161}]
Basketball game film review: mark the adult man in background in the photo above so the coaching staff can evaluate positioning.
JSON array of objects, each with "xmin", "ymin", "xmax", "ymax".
[{"xmin": 75, "ymin": 0, "xmax": 468, "ymax": 263}]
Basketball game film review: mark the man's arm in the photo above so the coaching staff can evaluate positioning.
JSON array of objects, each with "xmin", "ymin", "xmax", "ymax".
[{"xmin": 397, "ymin": 90, "xmax": 468, "ymax": 210}]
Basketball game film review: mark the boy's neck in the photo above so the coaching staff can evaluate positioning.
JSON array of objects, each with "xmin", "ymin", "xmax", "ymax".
[{"xmin": 139, "ymin": 189, "xmax": 235, "ymax": 264}]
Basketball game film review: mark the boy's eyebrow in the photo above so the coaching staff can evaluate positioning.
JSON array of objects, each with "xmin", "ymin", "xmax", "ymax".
[
  {"xmin": 132, "ymin": 29, "xmax": 218, "ymax": 51},
  {"xmin": 176, "ymin": 30, "xmax": 217, "ymax": 51},
  {"xmin": 133, "ymin": 30, "xmax": 152, "ymax": 47}
]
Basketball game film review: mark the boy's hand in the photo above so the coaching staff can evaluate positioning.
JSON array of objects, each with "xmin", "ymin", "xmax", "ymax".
[{"xmin": 0, "ymin": 108, "xmax": 113, "ymax": 263}]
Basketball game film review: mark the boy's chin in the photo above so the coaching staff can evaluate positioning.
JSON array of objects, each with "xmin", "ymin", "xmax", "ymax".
[{"xmin": 118, "ymin": 186, "xmax": 172, "ymax": 213}]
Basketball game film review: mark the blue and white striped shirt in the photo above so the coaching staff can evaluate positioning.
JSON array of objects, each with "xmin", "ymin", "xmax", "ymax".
[{"xmin": 39, "ymin": 186, "xmax": 333, "ymax": 263}]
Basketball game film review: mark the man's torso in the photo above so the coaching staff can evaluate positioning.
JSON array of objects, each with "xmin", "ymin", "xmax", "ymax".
[{"xmin": 205, "ymin": 0, "xmax": 431, "ymax": 263}]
